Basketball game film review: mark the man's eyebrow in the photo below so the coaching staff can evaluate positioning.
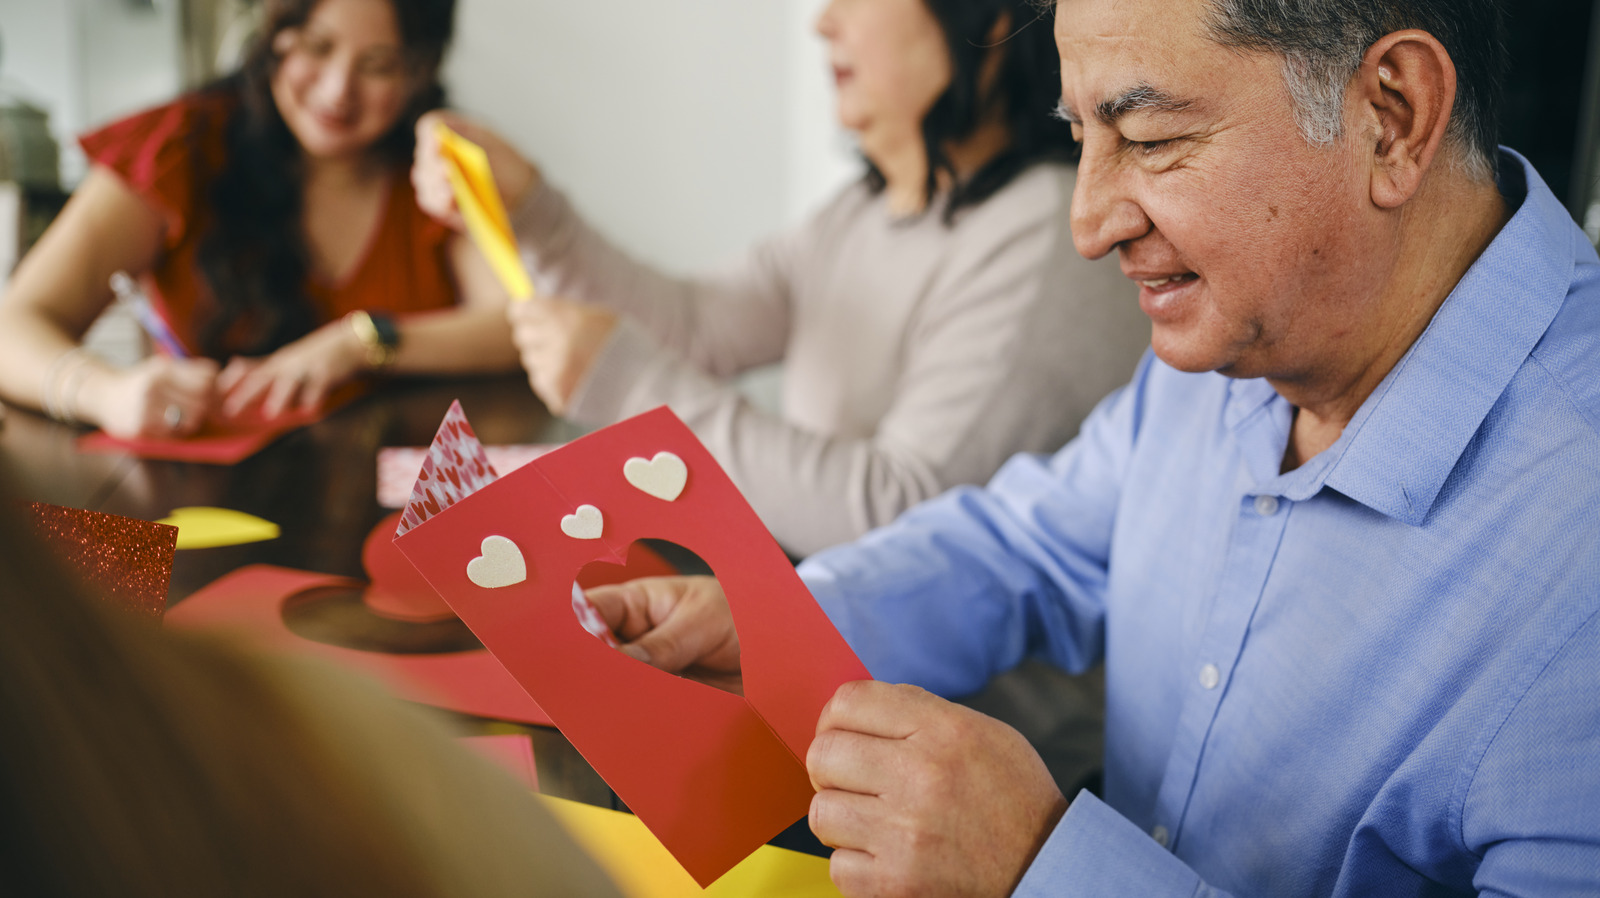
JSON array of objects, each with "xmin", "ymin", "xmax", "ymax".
[{"xmin": 1054, "ymin": 85, "xmax": 1194, "ymax": 127}]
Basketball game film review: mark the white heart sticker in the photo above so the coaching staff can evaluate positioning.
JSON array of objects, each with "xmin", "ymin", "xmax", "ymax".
[
  {"xmin": 560, "ymin": 504, "xmax": 604, "ymax": 540},
  {"xmin": 623, "ymin": 451, "xmax": 687, "ymax": 502},
  {"xmin": 466, "ymin": 535, "xmax": 527, "ymax": 589}
]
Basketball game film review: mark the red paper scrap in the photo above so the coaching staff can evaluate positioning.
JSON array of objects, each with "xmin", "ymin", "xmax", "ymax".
[
  {"xmin": 24, "ymin": 502, "xmax": 177, "ymax": 620},
  {"xmin": 396, "ymin": 406, "xmax": 871, "ymax": 886},
  {"xmin": 76, "ymin": 386, "xmax": 361, "ymax": 465}
]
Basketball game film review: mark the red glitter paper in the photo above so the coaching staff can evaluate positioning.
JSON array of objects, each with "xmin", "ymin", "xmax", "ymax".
[{"xmin": 24, "ymin": 503, "xmax": 178, "ymax": 620}]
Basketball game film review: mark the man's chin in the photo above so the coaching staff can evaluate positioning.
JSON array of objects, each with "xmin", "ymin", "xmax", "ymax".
[{"xmin": 1149, "ymin": 333, "xmax": 1230, "ymax": 376}]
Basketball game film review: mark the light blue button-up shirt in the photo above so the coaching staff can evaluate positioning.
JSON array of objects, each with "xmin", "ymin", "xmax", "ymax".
[{"xmin": 800, "ymin": 151, "xmax": 1600, "ymax": 897}]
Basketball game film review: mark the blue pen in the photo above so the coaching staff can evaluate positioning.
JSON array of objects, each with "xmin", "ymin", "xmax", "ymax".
[{"xmin": 110, "ymin": 271, "xmax": 189, "ymax": 359}]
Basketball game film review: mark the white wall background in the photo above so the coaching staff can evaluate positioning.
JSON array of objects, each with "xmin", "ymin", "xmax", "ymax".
[{"xmin": 0, "ymin": 0, "xmax": 859, "ymax": 273}]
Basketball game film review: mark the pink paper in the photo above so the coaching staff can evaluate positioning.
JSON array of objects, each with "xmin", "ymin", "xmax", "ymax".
[{"xmin": 378, "ymin": 445, "xmax": 553, "ymax": 509}]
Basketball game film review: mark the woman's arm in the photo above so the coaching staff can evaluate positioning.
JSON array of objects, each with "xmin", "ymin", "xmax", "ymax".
[
  {"xmin": 215, "ymin": 228, "xmax": 522, "ymax": 419},
  {"xmin": 412, "ymin": 112, "xmax": 795, "ymax": 377},
  {"xmin": 0, "ymin": 168, "xmax": 219, "ymax": 437}
]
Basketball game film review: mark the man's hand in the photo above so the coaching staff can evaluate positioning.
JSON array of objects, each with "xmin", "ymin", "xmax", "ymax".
[
  {"xmin": 507, "ymin": 296, "xmax": 617, "ymax": 415},
  {"xmin": 216, "ymin": 318, "xmax": 367, "ymax": 419},
  {"xmin": 808, "ymin": 681, "xmax": 1069, "ymax": 898},
  {"xmin": 412, "ymin": 110, "xmax": 539, "ymax": 231},
  {"xmin": 583, "ymin": 576, "xmax": 742, "ymax": 694}
]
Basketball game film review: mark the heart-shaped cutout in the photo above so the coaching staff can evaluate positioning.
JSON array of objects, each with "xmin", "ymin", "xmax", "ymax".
[
  {"xmin": 466, "ymin": 535, "xmax": 527, "ymax": 589},
  {"xmin": 560, "ymin": 504, "xmax": 604, "ymax": 540},
  {"xmin": 623, "ymin": 451, "xmax": 687, "ymax": 502}
]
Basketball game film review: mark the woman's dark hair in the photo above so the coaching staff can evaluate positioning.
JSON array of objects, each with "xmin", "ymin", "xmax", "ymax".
[
  {"xmin": 865, "ymin": 0, "xmax": 1077, "ymax": 223},
  {"xmin": 193, "ymin": 0, "xmax": 455, "ymax": 358}
]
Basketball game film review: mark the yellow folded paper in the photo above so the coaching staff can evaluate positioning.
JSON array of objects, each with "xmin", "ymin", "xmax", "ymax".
[
  {"xmin": 436, "ymin": 123, "xmax": 536, "ymax": 301},
  {"xmin": 541, "ymin": 795, "xmax": 841, "ymax": 898},
  {"xmin": 156, "ymin": 506, "xmax": 280, "ymax": 549}
]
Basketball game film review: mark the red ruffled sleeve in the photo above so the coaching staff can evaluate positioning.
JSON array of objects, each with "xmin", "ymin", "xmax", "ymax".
[{"xmin": 78, "ymin": 92, "xmax": 233, "ymax": 250}]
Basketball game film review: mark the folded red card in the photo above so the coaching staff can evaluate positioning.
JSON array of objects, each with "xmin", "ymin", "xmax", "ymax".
[
  {"xmin": 24, "ymin": 502, "xmax": 178, "ymax": 619},
  {"xmin": 395, "ymin": 406, "xmax": 870, "ymax": 886}
]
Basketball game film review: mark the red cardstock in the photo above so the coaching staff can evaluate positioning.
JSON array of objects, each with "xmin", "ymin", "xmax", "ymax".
[
  {"xmin": 164, "ymin": 514, "xmax": 679, "ymax": 727},
  {"xmin": 76, "ymin": 386, "xmax": 363, "ymax": 465},
  {"xmin": 24, "ymin": 502, "xmax": 178, "ymax": 620},
  {"xmin": 166, "ymin": 565, "xmax": 556, "ymax": 725},
  {"xmin": 395, "ymin": 406, "xmax": 871, "ymax": 886}
]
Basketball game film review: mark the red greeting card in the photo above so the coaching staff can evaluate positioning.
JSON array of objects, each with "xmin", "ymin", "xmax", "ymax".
[{"xmin": 395, "ymin": 405, "xmax": 870, "ymax": 886}]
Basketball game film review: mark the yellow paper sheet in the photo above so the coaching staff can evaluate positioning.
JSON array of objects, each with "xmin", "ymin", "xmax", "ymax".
[
  {"xmin": 541, "ymin": 795, "xmax": 841, "ymax": 898},
  {"xmin": 436, "ymin": 123, "xmax": 536, "ymax": 301},
  {"xmin": 156, "ymin": 506, "xmax": 280, "ymax": 549}
]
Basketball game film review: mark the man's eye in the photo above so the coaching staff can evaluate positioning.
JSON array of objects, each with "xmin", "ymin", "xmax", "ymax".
[{"xmin": 1132, "ymin": 139, "xmax": 1174, "ymax": 155}]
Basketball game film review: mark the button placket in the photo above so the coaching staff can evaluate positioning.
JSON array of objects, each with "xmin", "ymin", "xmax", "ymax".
[{"xmin": 1151, "ymin": 491, "xmax": 1294, "ymax": 852}]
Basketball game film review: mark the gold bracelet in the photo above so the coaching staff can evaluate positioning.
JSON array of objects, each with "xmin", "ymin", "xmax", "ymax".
[{"xmin": 346, "ymin": 310, "xmax": 399, "ymax": 369}]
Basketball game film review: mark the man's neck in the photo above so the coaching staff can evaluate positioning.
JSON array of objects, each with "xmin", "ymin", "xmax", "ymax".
[{"xmin": 1278, "ymin": 171, "xmax": 1512, "ymax": 470}]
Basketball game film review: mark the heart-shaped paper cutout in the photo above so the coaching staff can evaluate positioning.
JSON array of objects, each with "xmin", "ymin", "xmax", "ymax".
[
  {"xmin": 623, "ymin": 452, "xmax": 687, "ymax": 502},
  {"xmin": 156, "ymin": 506, "xmax": 280, "ymax": 549},
  {"xmin": 466, "ymin": 535, "xmax": 527, "ymax": 589},
  {"xmin": 560, "ymin": 504, "xmax": 604, "ymax": 540}
]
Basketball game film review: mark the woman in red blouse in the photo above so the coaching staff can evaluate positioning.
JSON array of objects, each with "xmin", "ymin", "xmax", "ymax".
[{"xmin": 0, "ymin": 0, "xmax": 518, "ymax": 438}]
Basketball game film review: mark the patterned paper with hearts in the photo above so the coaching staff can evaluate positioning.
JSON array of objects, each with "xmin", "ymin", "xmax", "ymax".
[{"xmin": 396, "ymin": 401, "xmax": 499, "ymax": 538}]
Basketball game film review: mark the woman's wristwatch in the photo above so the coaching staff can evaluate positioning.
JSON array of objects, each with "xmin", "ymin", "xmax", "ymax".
[{"xmin": 347, "ymin": 310, "xmax": 400, "ymax": 369}]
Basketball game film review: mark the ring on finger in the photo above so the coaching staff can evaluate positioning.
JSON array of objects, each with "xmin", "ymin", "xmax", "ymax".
[{"xmin": 163, "ymin": 403, "xmax": 183, "ymax": 429}]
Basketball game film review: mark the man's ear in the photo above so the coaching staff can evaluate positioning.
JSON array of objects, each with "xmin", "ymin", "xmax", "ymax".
[{"xmin": 1354, "ymin": 30, "xmax": 1457, "ymax": 209}]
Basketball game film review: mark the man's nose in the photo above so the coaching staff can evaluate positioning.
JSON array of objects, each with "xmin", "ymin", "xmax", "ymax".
[{"xmin": 1070, "ymin": 148, "xmax": 1150, "ymax": 261}]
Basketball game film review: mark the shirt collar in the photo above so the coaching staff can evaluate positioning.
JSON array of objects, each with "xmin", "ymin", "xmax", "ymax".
[{"xmin": 1259, "ymin": 149, "xmax": 1579, "ymax": 524}]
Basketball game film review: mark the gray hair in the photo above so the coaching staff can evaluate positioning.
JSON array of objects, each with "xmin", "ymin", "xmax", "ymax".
[{"xmin": 1204, "ymin": 0, "xmax": 1506, "ymax": 181}]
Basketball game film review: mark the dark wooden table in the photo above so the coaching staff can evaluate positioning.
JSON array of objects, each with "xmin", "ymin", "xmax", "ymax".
[{"xmin": 0, "ymin": 373, "xmax": 618, "ymax": 808}]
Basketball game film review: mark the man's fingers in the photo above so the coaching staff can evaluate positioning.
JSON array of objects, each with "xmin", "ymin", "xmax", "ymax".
[
  {"xmin": 809, "ymin": 788, "xmax": 883, "ymax": 852},
  {"xmin": 807, "ymin": 726, "xmax": 906, "ymax": 796},
  {"xmin": 825, "ymin": 848, "xmax": 877, "ymax": 898},
  {"xmin": 816, "ymin": 680, "xmax": 939, "ymax": 740},
  {"xmin": 583, "ymin": 582, "xmax": 654, "ymax": 641}
]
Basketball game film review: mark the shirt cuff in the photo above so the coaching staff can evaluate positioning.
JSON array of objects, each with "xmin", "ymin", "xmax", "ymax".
[
  {"xmin": 1013, "ymin": 791, "xmax": 1210, "ymax": 898},
  {"xmin": 565, "ymin": 317, "xmax": 658, "ymax": 427},
  {"xmin": 508, "ymin": 177, "xmax": 575, "ymax": 254}
]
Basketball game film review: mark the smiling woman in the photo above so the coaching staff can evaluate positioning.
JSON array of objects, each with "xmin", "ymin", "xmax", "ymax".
[{"xmin": 0, "ymin": 0, "xmax": 521, "ymax": 440}]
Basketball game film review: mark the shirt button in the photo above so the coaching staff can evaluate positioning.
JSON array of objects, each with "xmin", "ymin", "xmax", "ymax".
[
  {"xmin": 1199, "ymin": 663, "xmax": 1221, "ymax": 690},
  {"xmin": 1151, "ymin": 825, "xmax": 1170, "ymax": 848},
  {"xmin": 1254, "ymin": 494, "xmax": 1280, "ymax": 516}
]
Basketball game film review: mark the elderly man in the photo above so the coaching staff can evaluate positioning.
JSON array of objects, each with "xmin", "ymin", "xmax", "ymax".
[{"xmin": 589, "ymin": 0, "xmax": 1600, "ymax": 894}]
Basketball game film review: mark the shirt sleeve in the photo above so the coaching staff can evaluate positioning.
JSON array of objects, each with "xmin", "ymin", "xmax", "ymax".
[
  {"xmin": 511, "ymin": 180, "xmax": 794, "ymax": 376},
  {"xmin": 796, "ymin": 353, "xmax": 1154, "ymax": 696},
  {"xmin": 1015, "ymin": 792, "xmax": 1224, "ymax": 898},
  {"xmin": 1463, "ymin": 609, "xmax": 1600, "ymax": 897},
  {"xmin": 559, "ymin": 175, "xmax": 1143, "ymax": 557},
  {"xmin": 78, "ymin": 95, "xmax": 226, "ymax": 250}
]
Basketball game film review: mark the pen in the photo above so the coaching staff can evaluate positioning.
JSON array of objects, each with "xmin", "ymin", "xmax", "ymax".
[{"xmin": 110, "ymin": 271, "xmax": 190, "ymax": 359}]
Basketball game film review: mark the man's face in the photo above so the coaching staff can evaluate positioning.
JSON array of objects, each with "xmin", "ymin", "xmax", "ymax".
[{"xmin": 1056, "ymin": 0, "xmax": 1397, "ymax": 381}]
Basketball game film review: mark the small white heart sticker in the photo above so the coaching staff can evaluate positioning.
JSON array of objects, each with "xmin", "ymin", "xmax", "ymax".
[
  {"xmin": 623, "ymin": 451, "xmax": 687, "ymax": 502},
  {"xmin": 561, "ymin": 504, "xmax": 604, "ymax": 540},
  {"xmin": 466, "ymin": 535, "xmax": 527, "ymax": 589}
]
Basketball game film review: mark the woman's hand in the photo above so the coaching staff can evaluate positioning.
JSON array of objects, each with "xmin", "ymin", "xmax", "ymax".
[
  {"xmin": 217, "ymin": 318, "xmax": 367, "ymax": 419},
  {"xmin": 84, "ymin": 356, "xmax": 220, "ymax": 439},
  {"xmin": 583, "ymin": 576, "xmax": 743, "ymax": 694},
  {"xmin": 412, "ymin": 110, "xmax": 540, "ymax": 231},
  {"xmin": 507, "ymin": 296, "xmax": 617, "ymax": 415}
]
